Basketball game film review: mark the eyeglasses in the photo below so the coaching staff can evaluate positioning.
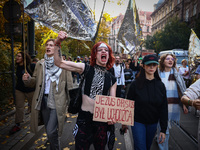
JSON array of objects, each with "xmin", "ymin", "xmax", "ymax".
[
  {"xmin": 146, "ymin": 63, "xmax": 158, "ymax": 67},
  {"xmin": 165, "ymin": 57, "xmax": 175, "ymax": 61}
]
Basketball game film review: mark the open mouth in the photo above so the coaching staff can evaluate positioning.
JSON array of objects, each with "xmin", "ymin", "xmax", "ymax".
[
  {"xmin": 101, "ymin": 55, "xmax": 107, "ymax": 62},
  {"xmin": 46, "ymin": 50, "xmax": 51, "ymax": 53}
]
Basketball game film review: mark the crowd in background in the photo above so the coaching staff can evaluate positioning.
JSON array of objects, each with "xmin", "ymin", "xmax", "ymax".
[{"xmin": 11, "ymin": 40, "xmax": 200, "ymax": 150}]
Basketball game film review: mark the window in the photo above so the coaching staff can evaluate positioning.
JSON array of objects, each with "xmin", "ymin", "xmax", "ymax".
[
  {"xmin": 143, "ymin": 25, "xmax": 147, "ymax": 32},
  {"xmin": 185, "ymin": 9, "xmax": 189, "ymax": 22},
  {"xmin": 147, "ymin": 26, "xmax": 149, "ymax": 32},
  {"xmin": 193, "ymin": 3, "xmax": 197, "ymax": 16},
  {"xmin": 177, "ymin": 0, "xmax": 180, "ymax": 4}
]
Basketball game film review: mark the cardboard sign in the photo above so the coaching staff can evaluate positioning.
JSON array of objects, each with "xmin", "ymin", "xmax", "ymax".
[{"xmin": 93, "ymin": 95, "xmax": 135, "ymax": 126}]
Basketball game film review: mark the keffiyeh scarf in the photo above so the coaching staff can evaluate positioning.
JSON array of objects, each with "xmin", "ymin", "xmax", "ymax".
[{"xmin": 44, "ymin": 54, "xmax": 62, "ymax": 91}]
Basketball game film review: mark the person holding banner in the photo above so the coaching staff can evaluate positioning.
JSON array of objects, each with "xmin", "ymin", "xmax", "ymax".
[
  {"xmin": 125, "ymin": 55, "xmax": 168, "ymax": 150},
  {"xmin": 23, "ymin": 39, "xmax": 73, "ymax": 150},
  {"xmin": 54, "ymin": 31, "xmax": 117, "ymax": 150},
  {"xmin": 10, "ymin": 52, "xmax": 35, "ymax": 134}
]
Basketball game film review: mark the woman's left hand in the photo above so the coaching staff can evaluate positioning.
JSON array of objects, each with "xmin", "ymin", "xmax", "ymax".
[{"xmin": 183, "ymin": 104, "xmax": 188, "ymax": 114}]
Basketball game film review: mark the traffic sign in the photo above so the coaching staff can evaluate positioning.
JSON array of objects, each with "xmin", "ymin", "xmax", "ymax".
[{"xmin": 3, "ymin": 0, "xmax": 21, "ymax": 22}]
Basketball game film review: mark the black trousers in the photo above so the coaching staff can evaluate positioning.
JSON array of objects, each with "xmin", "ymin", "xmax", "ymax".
[{"xmin": 116, "ymin": 85, "xmax": 122, "ymax": 98}]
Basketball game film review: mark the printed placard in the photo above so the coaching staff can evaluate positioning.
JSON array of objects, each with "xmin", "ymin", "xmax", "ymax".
[{"xmin": 93, "ymin": 95, "xmax": 134, "ymax": 126}]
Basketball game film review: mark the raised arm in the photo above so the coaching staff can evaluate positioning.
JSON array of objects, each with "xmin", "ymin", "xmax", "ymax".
[{"xmin": 54, "ymin": 31, "xmax": 85, "ymax": 74}]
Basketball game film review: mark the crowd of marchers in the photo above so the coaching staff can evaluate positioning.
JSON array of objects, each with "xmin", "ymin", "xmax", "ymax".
[{"xmin": 10, "ymin": 31, "xmax": 200, "ymax": 150}]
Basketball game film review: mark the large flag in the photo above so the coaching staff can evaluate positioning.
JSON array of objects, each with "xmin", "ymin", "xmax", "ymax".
[
  {"xmin": 24, "ymin": 0, "xmax": 97, "ymax": 41},
  {"xmin": 117, "ymin": 0, "xmax": 141, "ymax": 54},
  {"xmin": 188, "ymin": 29, "xmax": 200, "ymax": 65},
  {"xmin": 133, "ymin": 0, "xmax": 142, "ymax": 40}
]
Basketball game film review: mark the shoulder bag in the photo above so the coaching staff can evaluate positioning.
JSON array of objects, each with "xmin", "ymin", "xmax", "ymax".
[{"xmin": 68, "ymin": 65, "xmax": 90, "ymax": 114}]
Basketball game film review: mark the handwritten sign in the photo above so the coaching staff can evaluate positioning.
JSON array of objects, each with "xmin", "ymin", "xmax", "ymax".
[{"xmin": 93, "ymin": 95, "xmax": 135, "ymax": 126}]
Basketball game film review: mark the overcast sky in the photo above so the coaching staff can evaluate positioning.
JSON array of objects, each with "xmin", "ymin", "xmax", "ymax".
[{"xmin": 85, "ymin": 0, "xmax": 159, "ymax": 20}]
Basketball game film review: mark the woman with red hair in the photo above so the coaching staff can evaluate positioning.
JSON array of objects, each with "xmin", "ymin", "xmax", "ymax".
[{"xmin": 54, "ymin": 31, "xmax": 117, "ymax": 150}]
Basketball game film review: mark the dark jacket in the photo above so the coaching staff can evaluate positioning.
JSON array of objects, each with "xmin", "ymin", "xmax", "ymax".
[
  {"xmin": 127, "ymin": 78, "xmax": 168, "ymax": 133},
  {"xmin": 16, "ymin": 64, "xmax": 35, "ymax": 92}
]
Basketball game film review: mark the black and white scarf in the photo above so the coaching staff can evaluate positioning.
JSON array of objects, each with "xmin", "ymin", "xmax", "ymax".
[{"xmin": 44, "ymin": 54, "xmax": 62, "ymax": 91}]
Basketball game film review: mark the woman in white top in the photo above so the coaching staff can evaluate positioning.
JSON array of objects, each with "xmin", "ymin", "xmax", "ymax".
[{"xmin": 178, "ymin": 59, "xmax": 190, "ymax": 87}]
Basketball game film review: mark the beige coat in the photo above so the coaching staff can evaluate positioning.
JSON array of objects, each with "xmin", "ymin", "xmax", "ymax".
[{"xmin": 24, "ymin": 59, "xmax": 73, "ymax": 137}]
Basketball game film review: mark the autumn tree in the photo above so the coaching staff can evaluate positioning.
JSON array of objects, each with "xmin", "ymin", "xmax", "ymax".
[
  {"xmin": 144, "ymin": 17, "xmax": 190, "ymax": 54},
  {"xmin": 95, "ymin": 13, "xmax": 112, "ymax": 43},
  {"xmin": 0, "ymin": 0, "xmax": 31, "ymax": 101}
]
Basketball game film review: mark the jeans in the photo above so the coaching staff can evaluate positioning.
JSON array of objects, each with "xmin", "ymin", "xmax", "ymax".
[
  {"xmin": 41, "ymin": 95, "xmax": 60, "ymax": 150},
  {"xmin": 131, "ymin": 121, "xmax": 157, "ymax": 150},
  {"xmin": 157, "ymin": 122, "xmax": 169, "ymax": 150}
]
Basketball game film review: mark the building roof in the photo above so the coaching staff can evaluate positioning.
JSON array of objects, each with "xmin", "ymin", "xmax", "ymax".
[{"xmin": 139, "ymin": 11, "xmax": 152, "ymax": 20}]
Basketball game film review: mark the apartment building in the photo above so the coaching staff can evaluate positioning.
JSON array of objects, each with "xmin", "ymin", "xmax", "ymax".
[{"xmin": 151, "ymin": 0, "xmax": 200, "ymax": 35}]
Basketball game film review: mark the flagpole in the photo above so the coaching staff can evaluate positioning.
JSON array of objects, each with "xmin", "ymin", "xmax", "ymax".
[{"xmin": 92, "ymin": 0, "xmax": 107, "ymax": 43}]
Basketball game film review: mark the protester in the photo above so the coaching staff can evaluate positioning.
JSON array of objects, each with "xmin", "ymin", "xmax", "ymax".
[
  {"xmin": 68, "ymin": 56, "xmax": 72, "ymax": 61},
  {"xmin": 54, "ymin": 31, "xmax": 117, "ymax": 150},
  {"xmin": 32, "ymin": 57, "xmax": 39, "ymax": 64},
  {"xmin": 83, "ymin": 55, "xmax": 90, "ymax": 64},
  {"xmin": 181, "ymin": 79, "xmax": 200, "ymax": 149},
  {"xmin": 10, "ymin": 52, "xmax": 35, "ymax": 134},
  {"xmin": 62, "ymin": 54, "xmax": 67, "ymax": 60},
  {"xmin": 113, "ymin": 56, "xmax": 125, "ymax": 98},
  {"xmin": 157, "ymin": 53, "xmax": 188, "ymax": 150},
  {"xmin": 123, "ymin": 55, "xmax": 168, "ymax": 150},
  {"xmin": 178, "ymin": 59, "xmax": 190, "ymax": 87},
  {"xmin": 124, "ymin": 62, "xmax": 133, "ymax": 97},
  {"xmin": 22, "ymin": 39, "xmax": 73, "ymax": 150},
  {"xmin": 130, "ymin": 55, "xmax": 141, "ymax": 78}
]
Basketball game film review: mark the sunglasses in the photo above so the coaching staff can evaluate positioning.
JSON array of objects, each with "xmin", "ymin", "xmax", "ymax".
[{"xmin": 146, "ymin": 63, "xmax": 158, "ymax": 67}]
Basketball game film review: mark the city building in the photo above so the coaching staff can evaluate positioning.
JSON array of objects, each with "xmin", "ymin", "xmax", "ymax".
[
  {"xmin": 109, "ymin": 10, "xmax": 153, "ymax": 55},
  {"xmin": 139, "ymin": 9, "xmax": 152, "ymax": 40},
  {"xmin": 151, "ymin": 0, "xmax": 200, "ymax": 35}
]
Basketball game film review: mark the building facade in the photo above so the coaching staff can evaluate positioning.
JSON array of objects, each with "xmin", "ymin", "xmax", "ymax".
[
  {"xmin": 139, "ymin": 10, "xmax": 152, "ymax": 40},
  {"xmin": 151, "ymin": 0, "xmax": 200, "ymax": 35},
  {"xmin": 109, "ymin": 10, "xmax": 153, "ymax": 54}
]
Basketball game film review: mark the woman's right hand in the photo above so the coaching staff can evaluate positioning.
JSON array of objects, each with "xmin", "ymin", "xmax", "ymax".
[
  {"xmin": 23, "ymin": 72, "xmax": 30, "ymax": 81},
  {"xmin": 158, "ymin": 132, "xmax": 166, "ymax": 144},
  {"xmin": 193, "ymin": 99, "xmax": 200, "ymax": 110}
]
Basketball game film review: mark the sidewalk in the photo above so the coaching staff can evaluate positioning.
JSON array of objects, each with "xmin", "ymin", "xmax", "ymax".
[
  {"xmin": 0, "ymin": 104, "xmax": 45, "ymax": 150},
  {"xmin": 0, "ymin": 95, "xmax": 198, "ymax": 150}
]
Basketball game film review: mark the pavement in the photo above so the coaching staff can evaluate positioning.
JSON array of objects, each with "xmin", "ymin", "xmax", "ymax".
[{"xmin": 0, "ymin": 85, "xmax": 199, "ymax": 150}]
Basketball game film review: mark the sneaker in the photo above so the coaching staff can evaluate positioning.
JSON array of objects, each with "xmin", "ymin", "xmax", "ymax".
[{"xmin": 10, "ymin": 125, "xmax": 21, "ymax": 134}]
